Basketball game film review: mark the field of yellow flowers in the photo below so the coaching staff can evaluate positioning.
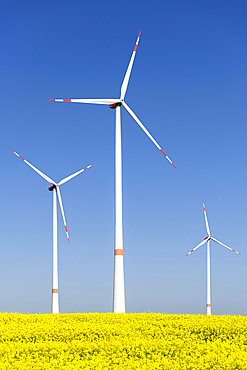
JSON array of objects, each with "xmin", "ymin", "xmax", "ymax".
[{"xmin": 0, "ymin": 312, "xmax": 246, "ymax": 369}]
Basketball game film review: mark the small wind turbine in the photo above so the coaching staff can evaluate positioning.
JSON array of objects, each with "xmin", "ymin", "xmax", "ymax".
[
  {"xmin": 10, "ymin": 149, "xmax": 93, "ymax": 314},
  {"xmin": 186, "ymin": 201, "xmax": 241, "ymax": 315},
  {"xmin": 48, "ymin": 32, "xmax": 177, "ymax": 313}
]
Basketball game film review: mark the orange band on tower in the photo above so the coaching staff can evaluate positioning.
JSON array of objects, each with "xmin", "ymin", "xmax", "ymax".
[
  {"xmin": 115, "ymin": 249, "xmax": 123, "ymax": 256},
  {"xmin": 52, "ymin": 289, "xmax": 58, "ymax": 293},
  {"xmin": 207, "ymin": 304, "xmax": 211, "ymax": 307}
]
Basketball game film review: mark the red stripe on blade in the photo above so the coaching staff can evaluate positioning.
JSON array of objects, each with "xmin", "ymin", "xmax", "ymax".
[
  {"xmin": 47, "ymin": 99, "xmax": 55, "ymax": 101},
  {"xmin": 65, "ymin": 226, "xmax": 68, "ymax": 232},
  {"xmin": 19, "ymin": 156, "xmax": 25, "ymax": 161},
  {"xmin": 10, "ymin": 148, "xmax": 14, "ymax": 153},
  {"xmin": 160, "ymin": 148, "xmax": 167, "ymax": 157},
  {"xmin": 172, "ymin": 163, "xmax": 178, "ymax": 170},
  {"xmin": 63, "ymin": 99, "xmax": 71, "ymax": 102}
]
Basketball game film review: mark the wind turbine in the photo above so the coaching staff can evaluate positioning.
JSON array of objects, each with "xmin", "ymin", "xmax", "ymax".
[
  {"xmin": 48, "ymin": 32, "xmax": 177, "ymax": 313},
  {"xmin": 186, "ymin": 201, "xmax": 240, "ymax": 315},
  {"xmin": 10, "ymin": 149, "xmax": 93, "ymax": 314}
]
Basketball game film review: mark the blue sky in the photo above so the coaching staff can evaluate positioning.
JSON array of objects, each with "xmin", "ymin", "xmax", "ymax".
[{"xmin": 1, "ymin": 0, "xmax": 247, "ymax": 314}]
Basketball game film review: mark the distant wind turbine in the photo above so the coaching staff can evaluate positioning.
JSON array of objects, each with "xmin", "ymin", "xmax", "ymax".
[
  {"xmin": 48, "ymin": 32, "xmax": 177, "ymax": 313},
  {"xmin": 10, "ymin": 149, "xmax": 93, "ymax": 314},
  {"xmin": 186, "ymin": 201, "xmax": 240, "ymax": 315}
]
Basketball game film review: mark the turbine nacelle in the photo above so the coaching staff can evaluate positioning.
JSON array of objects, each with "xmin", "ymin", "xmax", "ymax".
[
  {"xmin": 48, "ymin": 185, "xmax": 56, "ymax": 191},
  {"xmin": 109, "ymin": 102, "xmax": 122, "ymax": 109}
]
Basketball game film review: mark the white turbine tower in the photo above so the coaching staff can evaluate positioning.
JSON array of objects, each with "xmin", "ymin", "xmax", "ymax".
[
  {"xmin": 10, "ymin": 149, "xmax": 93, "ymax": 314},
  {"xmin": 48, "ymin": 32, "xmax": 177, "ymax": 313},
  {"xmin": 186, "ymin": 201, "xmax": 241, "ymax": 315}
]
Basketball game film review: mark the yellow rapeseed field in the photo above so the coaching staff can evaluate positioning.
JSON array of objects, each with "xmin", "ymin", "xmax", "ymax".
[{"xmin": 0, "ymin": 312, "xmax": 246, "ymax": 369}]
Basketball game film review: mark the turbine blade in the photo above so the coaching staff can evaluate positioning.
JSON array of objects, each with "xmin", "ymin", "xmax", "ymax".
[
  {"xmin": 122, "ymin": 102, "xmax": 177, "ymax": 169},
  {"xmin": 186, "ymin": 238, "xmax": 209, "ymax": 256},
  {"xmin": 211, "ymin": 237, "xmax": 241, "ymax": 255},
  {"xmin": 10, "ymin": 149, "xmax": 56, "ymax": 185},
  {"xmin": 48, "ymin": 98, "xmax": 120, "ymax": 105},
  {"xmin": 58, "ymin": 163, "xmax": 94, "ymax": 186},
  {"xmin": 56, "ymin": 186, "xmax": 70, "ymax": 243},
  {"xmin": 203, "ymin": 201, "xmax": 210, "ymax": 236},
  {"xmin": 120, "ymin": 31, "xmax": 141, "ymax": 100}
]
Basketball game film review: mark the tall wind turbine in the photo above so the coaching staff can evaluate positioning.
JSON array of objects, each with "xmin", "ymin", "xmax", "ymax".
[
  {"xmin": 186, "ymin": 201, "xmax": 240, "ymax": 315},
  {"xmin": 10, "ymin": 149, "xmax": 93, "ymax": 314},
  {"xmin": 48, "ymin": 32, "xmax": 177, "ymax": 313}
]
